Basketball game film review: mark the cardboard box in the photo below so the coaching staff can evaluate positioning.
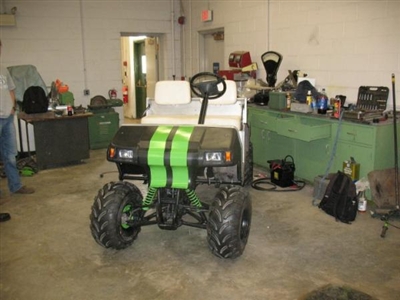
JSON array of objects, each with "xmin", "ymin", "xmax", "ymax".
[{"xmin": 290, "ymin": 102, "xmax": 312, "ymax": 113}]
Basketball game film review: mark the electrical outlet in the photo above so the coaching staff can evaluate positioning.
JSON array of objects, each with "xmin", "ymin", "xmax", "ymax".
[{"xmin": 84, "ymin": 89, "xmax": 90, "ymax": 96}]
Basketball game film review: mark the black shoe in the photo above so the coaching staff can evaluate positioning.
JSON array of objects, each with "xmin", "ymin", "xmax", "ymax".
[
  {"xmin": 0, "ymin": 213, "xmax": 11, "ymax": 222},
  {"xmin": 14, "ymin": 186, "xmax": 35, "ymax": 194}
]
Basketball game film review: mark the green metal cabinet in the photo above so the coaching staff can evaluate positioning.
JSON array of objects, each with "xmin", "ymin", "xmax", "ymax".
[
  {"xmin": 251, "ymin": 126, "xmax": 296, "ymax": 167},
  {"xmin": 331, "ymin": 122, "xmax": 399, "ymax": 179},
  {"xmin": 88, "ymin": 112, "xmax": 119, "ymax": 149},
  {"xmin": 248, "ymin": 106, "xmax": 400, "ymax": 182},
  {"xmin": 249, "ymin": 109, "xmax": 294, "ymax": 167}
]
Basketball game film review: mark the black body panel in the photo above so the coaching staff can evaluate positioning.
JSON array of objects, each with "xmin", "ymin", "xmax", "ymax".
[{"xmin": 108, "ymin": 125, "xmax": 242, "ymax": 168}]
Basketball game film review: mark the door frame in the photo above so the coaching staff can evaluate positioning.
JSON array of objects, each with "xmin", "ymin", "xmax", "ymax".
[{"xmin": 120, "ymin": 32, "xmax": 164, "ymax": 119}]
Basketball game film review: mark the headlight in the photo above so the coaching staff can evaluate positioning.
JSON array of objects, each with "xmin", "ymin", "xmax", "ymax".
[
  {"xmin": 118, "ymin": 149, "xmax": 134, "ymax": 159},
  {"xmin": 205, "ymin": 152, "xmax": 222, "ymax": 162}
]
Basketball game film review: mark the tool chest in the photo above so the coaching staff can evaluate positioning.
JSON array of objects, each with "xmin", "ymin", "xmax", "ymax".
[{"xmin": 355, "ymin": 86, "xmax": 389, "ymax": 110}]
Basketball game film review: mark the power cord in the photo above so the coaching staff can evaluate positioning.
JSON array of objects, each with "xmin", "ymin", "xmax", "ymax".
[
  {"xmin": 99, "ymin": 171, "xmax": 118, "ymax": 178},
  {"xmin": 251, "ymin": 175, "xmax": 306, "ymax": 192}
]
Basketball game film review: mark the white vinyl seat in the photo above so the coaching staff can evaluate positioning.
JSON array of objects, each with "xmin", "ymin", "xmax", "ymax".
[
  {"xmin": 141, "ymin": 80, "xmax": 243, "ymax": 129},
  {"xmin": 141, "ymin": 80, "xmax": 195, "ymax": 125},
  {"xmin": 153, "ymin": 81, "xmax": 191, "ymax": 105},
  {"xmin": 204, "ymin": 80, "xmax": 241, "ymax": 128}
]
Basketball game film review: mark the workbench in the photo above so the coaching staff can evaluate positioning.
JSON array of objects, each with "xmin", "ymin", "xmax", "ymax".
[
  {"xmin": 248, "ymin": 106, "xmax": 400, "ymax": 182},
  {"xmin": 18, "ymin": 112, "xmax": 92, "ymax": 170}
]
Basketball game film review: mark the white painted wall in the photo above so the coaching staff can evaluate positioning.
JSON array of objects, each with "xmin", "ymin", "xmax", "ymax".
[
  {"xmin": 182, "ymin": 0, "xmax": 400, "ymax": 107},
  {"xmin": 1, "ymin": 0, "xmax": 399, "ymax": 107},
  {"xmin": 0, "ymin": 0, "xmax": 182, "ymax": 107}
]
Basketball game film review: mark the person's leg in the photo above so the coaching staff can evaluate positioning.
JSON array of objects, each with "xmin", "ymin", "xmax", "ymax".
[{"xmin": 0, "ymin": 115, "xmax": 23, "ymax": 193}]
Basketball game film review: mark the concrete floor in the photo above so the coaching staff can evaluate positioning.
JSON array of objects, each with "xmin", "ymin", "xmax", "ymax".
[{"xmin": 1, "ymin": 149, "xmax": 399, "ymax": 300}]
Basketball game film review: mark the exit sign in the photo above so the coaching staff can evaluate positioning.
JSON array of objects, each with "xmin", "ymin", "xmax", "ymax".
[{"xmin": 201, "ymin": 10, "xmax": 213, "ymax": 22}]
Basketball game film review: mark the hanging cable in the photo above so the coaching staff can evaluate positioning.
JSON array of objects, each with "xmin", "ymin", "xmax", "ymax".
[{"xmin": 312, "ymin": 109, "xmax": 345, "ymax": 206}]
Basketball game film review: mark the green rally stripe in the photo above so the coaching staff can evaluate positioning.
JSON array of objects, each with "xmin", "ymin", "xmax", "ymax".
[
  {"xmin": 147, "ymin": 125, "xmax": 194, "ymax": 188},
  {"xmin": 170, "ymin": 126, "xmax": 194, "ymax": 188},
  {"xmin": 148, "ymin": 126, "xmax": 173, "ymax": 187}
]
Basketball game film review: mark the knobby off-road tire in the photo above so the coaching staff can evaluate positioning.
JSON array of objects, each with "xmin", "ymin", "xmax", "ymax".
[
  {"xmin": 207, "ymin": 186, "xmax": 252, "ymax": 259},
  {"xmin": 90, "ymin": 181, "xmax": 144, "ymax": 249}
]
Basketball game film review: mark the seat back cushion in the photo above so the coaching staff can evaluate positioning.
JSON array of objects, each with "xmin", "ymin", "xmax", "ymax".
[
  {"xmin": 154, "ymin": 81, "xmax": 191, "ymax": 105},
  {"xmin": 209, "ymin": 80, "xmax": 237, "ymax": 105}
]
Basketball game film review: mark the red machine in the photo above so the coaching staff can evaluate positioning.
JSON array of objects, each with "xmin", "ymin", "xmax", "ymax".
[
  {"xmin": 228, "ymin": 51, "xmax": 252, "ymax": 68},
  {"xmin": 218, "ymin": 51, "xmax": 257, "ymax": 80}
]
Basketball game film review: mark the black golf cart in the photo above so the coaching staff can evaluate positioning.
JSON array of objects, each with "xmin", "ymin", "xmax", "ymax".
[{"xmin": 90, "ymin": 72, "xmax": 253, "ymax": 259}]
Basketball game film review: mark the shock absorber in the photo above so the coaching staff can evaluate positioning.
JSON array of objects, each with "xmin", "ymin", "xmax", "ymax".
[
  {"xmin": 185, "ymin": 189, "xmax": 202, "ymax": 208},
  {"xmin": 142, "ymin": 187, "xmax": 157, "ymax": 210}
]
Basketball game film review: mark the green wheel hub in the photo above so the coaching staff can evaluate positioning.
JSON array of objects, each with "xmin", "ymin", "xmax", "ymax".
[{"xmin": 121, "ymin": 204, "xmax": 133, "ymax": 229}]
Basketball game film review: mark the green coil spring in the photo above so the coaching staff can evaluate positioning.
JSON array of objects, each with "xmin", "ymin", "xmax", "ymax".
[
  {"xmin": 185, "ymin": 189, "xmax": 202, "ymax": 208},
  {"xmin": 142, "ymin": 187, "xmax": 157, "ymax": 211}
]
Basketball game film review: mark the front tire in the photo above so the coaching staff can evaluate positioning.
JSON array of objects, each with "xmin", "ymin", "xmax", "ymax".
[
  {"xmin": 90, "ymin": 181, "xmax": 144, "ymax": 249},
  {"xmin": 207, "ymin": 186, "xmax": 252, "ymax": 259}
]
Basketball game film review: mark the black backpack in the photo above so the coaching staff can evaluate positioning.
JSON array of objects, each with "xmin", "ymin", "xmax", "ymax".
[
  {"xmin": 23, "ymin": 86, "xmax": 49, "ymax": 114},
  {"xmin": 318, "ymin": 171, "xmax": 358, "ymax": 224}
]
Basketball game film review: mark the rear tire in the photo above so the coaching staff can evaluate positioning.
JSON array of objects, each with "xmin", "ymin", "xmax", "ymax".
[
  {"xmin": 207, "ymin": 186, "xmax": 252, "ymax": 259},
  {"xmin": 90, "ymin": 181, "xmax": 144, "ymax": 249}
]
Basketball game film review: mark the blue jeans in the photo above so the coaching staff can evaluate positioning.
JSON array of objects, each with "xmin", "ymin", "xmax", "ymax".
[{"xmin": 0, "ymin": 114, "xmax": 22, "ymax": 193}]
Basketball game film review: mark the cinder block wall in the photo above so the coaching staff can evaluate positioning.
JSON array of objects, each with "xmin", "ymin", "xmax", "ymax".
[
  {"xmin": 184, "ymin": 0, "xmax": 400, "ymax": 106},
  {"xmin": 0, "ymin": 0, "xmax": 181, "ymax": 106},
  {"xmin": 2, "ymin": 0, "xmax": 399, "ymax": 107}
]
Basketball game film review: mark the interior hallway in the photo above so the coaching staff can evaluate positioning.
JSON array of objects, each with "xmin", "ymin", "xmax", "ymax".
[{"xmin": 0, "ymin": 149, "xmax": 399, "ymax": 300}]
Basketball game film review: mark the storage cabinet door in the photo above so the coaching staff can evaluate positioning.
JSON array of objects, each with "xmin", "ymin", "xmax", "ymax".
[
  {"xmin": 264, "ymin": 130, "xmax": 295, "ymax": 164},
  {"xmin": 295, "ymin": 139, "xmax": 331, "ymax": 181},
  {"xmin": 332, "ymin": 123, "xmax": 375, "ymax": 180},
  {"xmin": 251, "ymin": 126, "xmax": 268, "ymax": 167},
  {"xmin": 88, "ymin": 113, "xmax": 120, "ymax": 149},
  {"xmin": 250, "ymin": 126, "xmax": 295, "ymax": 169},
  {"xmin": 333, "ymin": 142, "xmax": 373, "ymax": 180}
]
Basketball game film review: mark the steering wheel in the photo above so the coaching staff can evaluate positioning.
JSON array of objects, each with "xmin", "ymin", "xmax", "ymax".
[{"xmin": 190, "ymin": 72, "xmax": 227, "ymax": 100}]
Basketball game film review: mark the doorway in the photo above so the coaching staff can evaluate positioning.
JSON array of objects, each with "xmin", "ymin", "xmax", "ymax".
[
  {"xmin": 133, "ymin": 40, "xmax": 146, "ymax": 118},
  {"xmin": 121, "ymin": 35, "xmax": 161, "ymax": 119},
  {"xmin": 199, "ymin": 28, "xmax": 225, "ymax": 73}
]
